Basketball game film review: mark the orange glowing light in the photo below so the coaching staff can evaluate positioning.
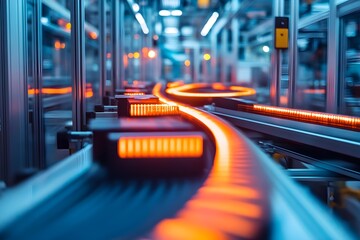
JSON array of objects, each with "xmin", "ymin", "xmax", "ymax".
[
  {"xmin": 65, "ymin": 22, "xmax": 71, "ymax": 30},
  {"xmin": 303, "ymin": 89, "xmax": 326, "ymax": 94},
  {"xmin": 128, "ymin": 53, "xmax": 134, "ymax": 59},
  {"xmin": 129, "ymin": 104, "xmax": 179, "ymax": 117},
  {"xmin": 28, "ymin": 88, "xmax": 39, "ymax": 95},
  {"xmin": 167, "ymin": 81, "xmax": 184, "ymax": 88},
  {"xmin": 89, "ymin": 31, "xmax": 98, "ymax": 39},
  {"xmin": 117, "ymin": 134, "xmax": 203, "ymax": 158},
  {"xmin": 153, "ymin": 219, "xmax": 227, "ymax": 240},
  {"xmin": 107, "ymin": 53, "xmax": 111, "ymax": 59},
  {"xmin": 142, "ymin": 47, "xmax": 149, "ymax": 54},
  {"xmin": 184, "ymin": 60, "xmax": 191, "ymax": 67},
  {"xmin": 60, "ymin": 43, "xmax": 66, "ymax": 49},
  {"xmin": 198, "ymin": 0, "xmax": 210, "ymax": 8},
  {"xmin": 42, "ymin": 87, "xmax": 72, "ymax": 95},
  {"xmin": 54, "ymin": 40, "xmax": 61, "ymax": 49},
  {"xmin": 123, "ymin": 54, "xmax": 128, "ymax": 68},
  {"xmin": 253, "ymin": 104, "xmax": 360, "ymax": 130},
  {"xmin": 153, "ymin": 35, "xmax": 159, "ymax": 40},
  {"xmin": 148, "ymin": 49, "xmax": 156, "ymax": 59},
  {"xmin": 28, "ymin": 86, "xmax": 93, "ymax": 97},
  {"xmin": 187, "ymin": 198, "xmax": 262, "ymax": 219},
  {"xmin": 57, "ymin": 19, "xmax": 65, "ymax": 26},
  {"xmin": 152, "ymin": 82, "xmax": 266, "ymax": 239},
  {"xmin": 212, "ymin": 83, "xmax": 226, "ymax": 90},
  {"xmin": 124, "ymin": 92, "xmax": 145, "ymax": 96},
  {"xmin": 85, "ymin": 90, "xmax": 94, "ymax": 98},
  {"xmin": 166, "ymin": 83, "xmax": 256, "ymax": 98},
  {"xmin": 203, "ymin": 53, "xmax": 211, "ymax": 61},
  {"xmin": 133, "ymin": 52, "xmax": 140, "ymax": 59},
  {"xmin": 85, "ymin": 83, "xmax": 94, "ymax": 98}
]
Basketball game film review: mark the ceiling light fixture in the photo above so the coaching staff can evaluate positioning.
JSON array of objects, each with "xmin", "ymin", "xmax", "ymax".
[
  {"xmin": 200, "ymin": 12, "xmax": 219, "ymax": 37},
  {"xmin": 159, "ymin": 10, "xmax": 171, "ymax": 16},
  {"xmin": 135, "ymin": 13, "xmax": 149, "ymax": 34},
  {"xmin": 171, "ymin": 10, "xmax": 182, "ymax": 16}
]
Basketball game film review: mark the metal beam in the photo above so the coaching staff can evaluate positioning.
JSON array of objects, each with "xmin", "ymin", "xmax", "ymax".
[
  {"xmin": 71, "ymin": 0, "xmax": 86, "ymax": 131},
  {"xmin": 0, "ymin": 0, "xmax": 28, "ymax": 185},
  {"xmin": 286, "ymin": 169, "xmax": 349, "ymax": 181},
  {"xmin": 99, "ymin": 0, "xmax": 107, "ymax": 102},
  {"xmin": 32, "ymin": 0, "xmax": 45, "ymax": 169},
  {"xmin": 326, "ymin": 0, "xmax": 339, "ymax": 113},
  {"xmin": 111, "ymin": 0, "xmax": 125, "ymax": 93},
  {"xmin": 270, "ymin": 0, "xmax": 284, "ymax": 106},
  {"xmin": 288, "ymin": 0, "xmax": 299, "ymax": 108}
]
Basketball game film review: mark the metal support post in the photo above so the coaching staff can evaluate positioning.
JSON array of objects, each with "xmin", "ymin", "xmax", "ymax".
[
  {"xmin": 326, "ymin": 0, "xmax": 339, "ymax": 113},
  {"xmin": 99, "ymin": 0, "xmax": 107, "ymax": 102},
  {"xmin": 288, "ymin": 0, "xmax": 299, "ymax": 108},
  {"xmin": 270, "ymin": 0, "xmax": 284, "ymax": 106},
  {"xmin": 0, "ymin": 0, "xmax": 28, "ymax": 185},
  {"xmin": 71, "ymin": 0, "xmax": 86, "ymax": 131}
]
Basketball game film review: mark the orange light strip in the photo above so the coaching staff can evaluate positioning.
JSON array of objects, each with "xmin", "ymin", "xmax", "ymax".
[
  {"xmin": 166, "ymin": 83, "xmax": 256, "ymax": 98},
  {"xmin": 303, "ymin": 89, "xmax": 326, "ymax": 94},
  {"xmin": 253, "ymin": 104, "xmax": 360, "ymax": 130},
  {"xmin": 152, "ymin": 83, "xmax": 266, "ymax": 239},
  {"xmin": 118, "ymin": 134, "xmax": 203, "ymax": 158},
  {"xmin": 129, "ymin": 104, "xmax": 179, "ymax": 117},
  {"xmin": 124, "ymin": 92, "xmax": 145, "ymax": 96},
  {"xmin": 167, "ymin": 80, "xmax": 184, "ymax": 88},
  {"xmin": 28, "ymin": 87, "xmax": 93, "ymax": 98},
  {"xmin": 42, "ymin": 87, "xmax": 72, "ymax": 95}
]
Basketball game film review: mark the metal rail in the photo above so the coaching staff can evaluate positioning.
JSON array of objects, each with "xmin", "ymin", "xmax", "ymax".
[{"xmin": 206, "ymin": 106, "xmax": 360, "ymax": 158}]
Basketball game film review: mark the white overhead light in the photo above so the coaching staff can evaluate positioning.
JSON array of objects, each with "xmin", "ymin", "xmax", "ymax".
[
  {"xmin": 135, "ymin": 13, "xmax": 149, "ymax": 34},
  {"xmin": 41, "ymin": 17, "xmax": 49, "ymax": 24},
  {"xmin": 200, "ymin": 12, "xmax": 219, "ymax": 37},
  {"xmin": 132, "ymin": 3, "xmax": 140, "ymax": 13},
  {"xmin": 262, "ymin": 45, "xmax": 270, "ymax": 53},
  {"xmin": 164, "ymin": 27, "xmax": 179, "ymax": 35},
  {"xmin": 159, "ymin": 10, "xmax": 171, "ymax": 16},
  {"xmin": 171, "ymin": 10, "xmax": 182, "ymax": 16}
]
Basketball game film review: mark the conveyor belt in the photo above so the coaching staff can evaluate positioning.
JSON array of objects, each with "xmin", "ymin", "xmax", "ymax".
[
  {"xmin": 0, "ymin": 82, "xmax": 356, "ymax": 240},
  {"xmin": 1, "ymin": 165, "xmax": 207, "ymax": 240}
]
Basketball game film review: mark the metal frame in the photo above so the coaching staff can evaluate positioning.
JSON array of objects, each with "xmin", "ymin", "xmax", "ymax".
[
  {"xmin": 99, "ymin": 0, "xmax": 107, "ymax": 102},
  {"xmin": 0, "ymin": 144, "xmax": 92, "ymax": 231},
  {"xmin": 209, "ymin": 106, "xmax": 360, "ymax": 158},
  {"xmin": 298, "ymin": 10, "xmax": 329, "ymax": 29},
  {"xmin": 337, "ymin": 0, "xmax": 360, "ymax": 115},
  {"xmin": 111, "ymin": 0, "xmax": 124, "ymax": 93},
  {"xmin": 0, "ymin": 0, "xmax": 28, "ymax": 185},
  {"xmin": 326, "ymin": 0, "xmax": 339, "ymax": 113},
  {"xmin": 71, "ymin": 0, "xmax": 86, "ymax": 131},
  {"xmin": 288, "ymin": 0, "xmax": 299, "ymax": 108},
  {"xmin": 270, "ymin": 0, "xmax": 284, "ymax": 106},
  {"xmin": 31, "ymin": 0, "xmax": 45, "ymax": 168}
]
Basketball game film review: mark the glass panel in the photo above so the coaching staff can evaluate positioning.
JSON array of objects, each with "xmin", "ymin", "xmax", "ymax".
[
  {"xmin": 341, "ymin": 11, "xmax": 360, "ymax": 116},
  {"xmin": 85, "ymin": 0, "xmax": 100, "ymax": 110},
  {"xmin": 42, "ymin": 0, "xmax": 72, "ymax": 165},
  {"xmin": 232, "ymin": 1, "xmax": 274, "ymax": 103},
  {"xmin": 27, "ymin": 1, "xmax": 34, "ymax": 166},
  {"xmin": 296, "ymin": 19, "xmax": 328, "ymax": 111},
  {"xmin": 299, "ymin": 0, "xmax": 329, "ymax": 18},
  {"xmin": 241, "ymin": 35, "xmax": 272, "ymax": 104},
  {"xmin": 124, "ymin": 17, "xmax": 142, "ymax": 83}
]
